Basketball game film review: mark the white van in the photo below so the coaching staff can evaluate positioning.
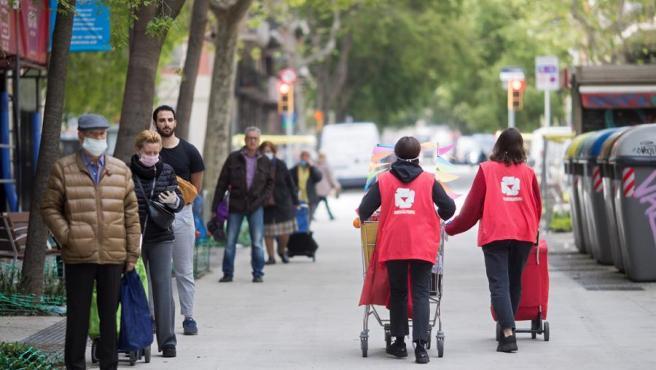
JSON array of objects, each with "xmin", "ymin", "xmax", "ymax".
[{"xmin": 320, "ymin": 122, "xmax": 380, "ymax": 187}]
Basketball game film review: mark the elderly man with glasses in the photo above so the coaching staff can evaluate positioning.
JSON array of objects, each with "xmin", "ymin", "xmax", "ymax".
[{"xmin": 211, "ymin": 127, "xmax": 274, "ymax": 283}]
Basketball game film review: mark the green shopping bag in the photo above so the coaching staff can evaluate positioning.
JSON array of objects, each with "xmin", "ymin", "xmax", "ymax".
[{"xmin": 88, "ymin": 259, "xmax": 148, "ymax": 339}]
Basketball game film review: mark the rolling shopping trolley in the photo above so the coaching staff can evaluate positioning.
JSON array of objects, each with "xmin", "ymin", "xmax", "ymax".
[{"xmin": 358, "ymin": 220, "xmax": 446, "ymax": 358}]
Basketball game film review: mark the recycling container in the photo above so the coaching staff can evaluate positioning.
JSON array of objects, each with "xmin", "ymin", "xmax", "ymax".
[
  {"xmin": 577, "ymin": 132, "xmax": 605, "ymax": 260},
  {"xmin": 565, "ymin": 138, "xmax": 585, "ymax": 254},
  {"xmin": 565, "ymin": 134, "xmax": 588, "ymax": 253},
  {"xmin": 572, "ymin": 132, "xmax": 596, "ymax": 255},
  {"xmin": 581, "ymin": 128, "xmax": 622, "ymax": 265},
  {"xmin": 597, "ymin": 127, "xmax": 633, "ymax": 272},
  {"xmin": 608, "ymin": 123, "xmax": 656, "ymax": 282}
]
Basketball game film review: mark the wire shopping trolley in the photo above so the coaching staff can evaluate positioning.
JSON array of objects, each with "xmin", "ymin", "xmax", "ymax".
[{"xmin": 358, "ymin": 220, "xmax": 447, "ymax": 358}]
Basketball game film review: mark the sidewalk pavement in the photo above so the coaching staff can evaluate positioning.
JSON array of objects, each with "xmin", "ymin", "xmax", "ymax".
[{"xmin": 113, "ymin": 191, "xmax": 655, "ymax": 369}]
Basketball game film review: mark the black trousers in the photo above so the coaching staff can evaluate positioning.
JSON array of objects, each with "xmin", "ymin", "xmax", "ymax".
[
  {"xmin": 482, "ymin": 240, "xmax": 533, "ymax": 330},
  {"xmin": 65, "ymin": 263, "xmax": 123, "ymax": 370},
  {"xmin": 387, "ymin": 260, "xmax": 432, "ymax": 342}
]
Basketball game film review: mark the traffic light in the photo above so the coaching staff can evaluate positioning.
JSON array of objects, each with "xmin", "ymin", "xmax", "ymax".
[
  {"xmin": 278, "ymin": 82, "xmax": 294, "ymax": 114},
  {"xmin": 507, "ymin": 79, "xmax": 525, "ymax": 111}
]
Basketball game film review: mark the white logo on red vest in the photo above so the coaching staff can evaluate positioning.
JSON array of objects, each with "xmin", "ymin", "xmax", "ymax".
[
  {"xmin": 501, "ymin": 176, "xmax": 522, "ymax": 201},
  {"xmin": 394, "ymin": 188, "xmax": 416, "ymax": 214}
]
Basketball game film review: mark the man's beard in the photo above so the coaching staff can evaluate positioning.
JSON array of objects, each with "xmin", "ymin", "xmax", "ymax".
[{"xmin": 157, "ymin": 127, "xmax": 174, "ymax": 138}]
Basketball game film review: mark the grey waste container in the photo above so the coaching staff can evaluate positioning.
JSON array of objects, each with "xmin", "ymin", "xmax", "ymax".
[
  {"xmin": 565, "ymin": 135, "xmax": 590, "ymax": 254},
  {"xmin": 581, "ymin": 128, "xmax": 622, "ymax": 265},
  {"xmin": 574, "ymin": 132, "xmax": 597, "ymax": 256},
  {"xmin": 598, "ymin": 127, "xmax": 633, "ymax": 272},
  {"xmin": 609, "ymin": 123, "xmax": 656, "ymax": 282}
]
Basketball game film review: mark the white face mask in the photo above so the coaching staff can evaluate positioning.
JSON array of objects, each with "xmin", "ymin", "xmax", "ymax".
[
  {"xmin": 82, "ymin": 137, "xmax": 108, "ymax": 157},
  {"xmin": 264, "ymin": 152, "xmax": 274, "ymax": 160}
]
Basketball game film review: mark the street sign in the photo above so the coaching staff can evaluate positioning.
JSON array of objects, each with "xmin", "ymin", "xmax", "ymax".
[
  {"xmin": 499, "ymin": 66, "xmax": 525, "ymax": 82},
  {"xmin": 49, "ymin": 0, "xmax": 112, "ymax": 53},
  {"xmin": 279, "ymin": 68, "xmax": 297, "ymax": 84},
  {"xmin": 535, "ymin": 56, "xmax": 559, "ymax": 91}
]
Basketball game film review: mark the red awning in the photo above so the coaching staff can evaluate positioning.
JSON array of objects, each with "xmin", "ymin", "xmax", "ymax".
[
  {"xmin": 580, "ymin": 85, "xmax": 656, "ymax": 109},
  {"xmin": 0, "ymin": 1, "xmax": 50, "ymax": 68}
]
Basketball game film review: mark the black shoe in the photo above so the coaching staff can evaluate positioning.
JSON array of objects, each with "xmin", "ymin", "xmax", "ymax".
[
  {"xmin": 219, "ymin": 275, "xmax": 233, "ymax": 283},
  {"xmin": 386, "ymin": 338, "xmax": 407, "ymax": 358},
  {"xmin": 278, "ymin": 252, "xmax": 290, "ymax": 264},
  {"xmin": 162, "ymin": 346, "xmax": 176, "ymax": 358},
  {"xmin": 414, "ymin": 341, "xmax": 429, "ymax": 364},
  {"xmin": 265, "ymin": 258, "xmax": 276, "ymax": 265},
  {"xmin": 497, "ymin": 334, "xmax": 518, "ymax": 353},
  {"xmin": 252, "ymin": 276, "xmax": 264, "ymax": 283},
  {"xmin": 183, "ymin": 318, "xmax": 198, "ymax": 335}
]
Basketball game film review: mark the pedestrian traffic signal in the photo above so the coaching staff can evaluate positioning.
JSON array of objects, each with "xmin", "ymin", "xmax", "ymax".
[
  {"xmin": 507, "ymin": 79, "xmax": 525, "ymax": 111},
  {"xmin": 278, "ymin": 82, "xmax": 294, "ymax": 114}
]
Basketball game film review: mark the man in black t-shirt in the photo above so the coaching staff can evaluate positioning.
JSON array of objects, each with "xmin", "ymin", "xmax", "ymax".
[{"xmin": 153, "ymin": 105, "xmax": 205, "ymax": 336}]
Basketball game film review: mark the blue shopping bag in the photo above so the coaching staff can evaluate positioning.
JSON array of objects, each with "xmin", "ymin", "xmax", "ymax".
[{"xmin": 118, "ymin": 270, "xmax": 153, "ymax": 351}]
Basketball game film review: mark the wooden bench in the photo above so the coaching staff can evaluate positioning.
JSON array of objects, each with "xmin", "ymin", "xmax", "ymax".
[{"xmin": 0, "ymin": 212, "xmax": 61, "ymax": 262}]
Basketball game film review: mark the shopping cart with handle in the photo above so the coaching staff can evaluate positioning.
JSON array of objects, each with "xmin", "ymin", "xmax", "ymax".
[{"xmin": 357, "ymin": 220, "xmax": 447, "ymax": 358}]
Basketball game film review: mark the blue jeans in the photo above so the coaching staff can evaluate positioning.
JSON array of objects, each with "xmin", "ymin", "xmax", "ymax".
[{"xmin": 223, "ymin": 207, "xmax": 265, "ymax": 278}]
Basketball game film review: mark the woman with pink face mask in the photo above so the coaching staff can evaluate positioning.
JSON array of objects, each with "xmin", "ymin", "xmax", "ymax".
[{"xmin": 130, "ymin": 130, "xmax": 184, "ymax": 358}]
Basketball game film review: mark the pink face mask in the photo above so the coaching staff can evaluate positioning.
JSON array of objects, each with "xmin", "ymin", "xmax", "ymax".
[{"xmin": 139, "ymin": 153, "xmax": 159, "ymax": 167}]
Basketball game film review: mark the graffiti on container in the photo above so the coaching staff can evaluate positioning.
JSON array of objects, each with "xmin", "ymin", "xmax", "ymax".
[
  {"xmin": 632, "ymin": 141, "xmax": 656, "ymax": 156},
  {"xmin": 634, "ymin": 170, "xmax": 656, "ymax": 244}
]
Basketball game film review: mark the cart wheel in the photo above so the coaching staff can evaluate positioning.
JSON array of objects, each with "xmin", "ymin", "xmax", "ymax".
[
  {"xmin": 495, "ymin": 323, "xmax": 502, "ymax": 342},
  {"xmin": 384, "ymin": 324, "xmax": 392, "ymax": 351},
  {"xmin": 91, "ymin": 339, "xmax": 98, "ymax": 364},
  {"xmin": 144, "ymin": 346, "xmax": 151, "ymax": 363},
  {"xmin": 531, "ymin": 319, "xmax": 538, "ymax": 339},
  {"xmin": 543, "ymin": 321, "xmax": 550, "ymax": 342},
  {"xmin": 437, "ymin": 335, "xmax": 445, "ymax": 358},
  {"xmin": 128, "ymin": 351, "xmax": 137, "ymax": 366},
  {"xmin": 360, "ymin": 336, "xmax": 368, "ymax": 357}
]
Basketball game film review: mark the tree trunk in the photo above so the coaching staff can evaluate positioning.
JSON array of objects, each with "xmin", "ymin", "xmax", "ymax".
[
  {"xmin": 176, "ymin": 0, "xmax": 210, "ymax": 140},
  {"xmin": 113, "ymin": 1, "xmax": 186, "ymax": 162},
  {"xmin": 20, "ymin": 0, "xmax": 77, "ymax": 296},
  {"xmin": 203, "ymin": 0, "xmax": 253, "ymax": 192},
  {"xmin": 314, "ymin": 32, "xmax": 351, "ymax": 122}
]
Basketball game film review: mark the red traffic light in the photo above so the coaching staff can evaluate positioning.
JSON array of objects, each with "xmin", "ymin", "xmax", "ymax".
[
  {"xmin": 510, "ymin": 79, "xmax": 524, "ymax": 91},
  {"xmin": 279, "ymin": 83, "xmax": 291, "ymax": 95}
]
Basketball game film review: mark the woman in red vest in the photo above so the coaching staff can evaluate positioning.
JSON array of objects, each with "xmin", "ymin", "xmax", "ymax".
[
  {"xmin": 445, "ymin": 128, "xmax": 541, "ymax": 353},
  {"xmin": 358, "ymin": 137, "xmax": 455, "ymax": 364}
]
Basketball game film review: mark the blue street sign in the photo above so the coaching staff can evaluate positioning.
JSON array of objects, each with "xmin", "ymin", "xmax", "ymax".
[{"xmin": 49, "ymin": 0, "xmax": 111, "ymax": 52}]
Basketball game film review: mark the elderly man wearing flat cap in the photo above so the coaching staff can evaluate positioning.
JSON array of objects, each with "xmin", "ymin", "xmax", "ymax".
[{"xmin": 41, "ymin": 114, "xmax": 141, "ymax": 370}]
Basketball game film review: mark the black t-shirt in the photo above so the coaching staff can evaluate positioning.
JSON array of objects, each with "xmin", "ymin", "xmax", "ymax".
[{"xmin": 160, "ymin": 139, "xmax": 205, "ymax": 182}]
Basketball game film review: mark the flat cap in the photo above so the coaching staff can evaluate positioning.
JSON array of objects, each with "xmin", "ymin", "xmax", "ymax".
[{"xmin": 78, "ymin": 114, "xmax": 110, "ymax": 131}]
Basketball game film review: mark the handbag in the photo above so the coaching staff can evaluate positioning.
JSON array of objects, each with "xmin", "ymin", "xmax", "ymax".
[
  {"xmin": 136, "ymin": 178, "xmax": 175, "ymax": 230},
  {"xmin": 177, "ymin": 176, "xmax": 198, "ymax": 205}
]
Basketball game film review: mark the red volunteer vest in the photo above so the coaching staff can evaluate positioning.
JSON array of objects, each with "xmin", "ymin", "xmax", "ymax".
[
  {"xmin": 376, "ymin": 171, "xmax": 441, "ymax": 263},
  {"xmin": 478, "ymin": 161, "xmax": 539, "ymax": 246}
]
